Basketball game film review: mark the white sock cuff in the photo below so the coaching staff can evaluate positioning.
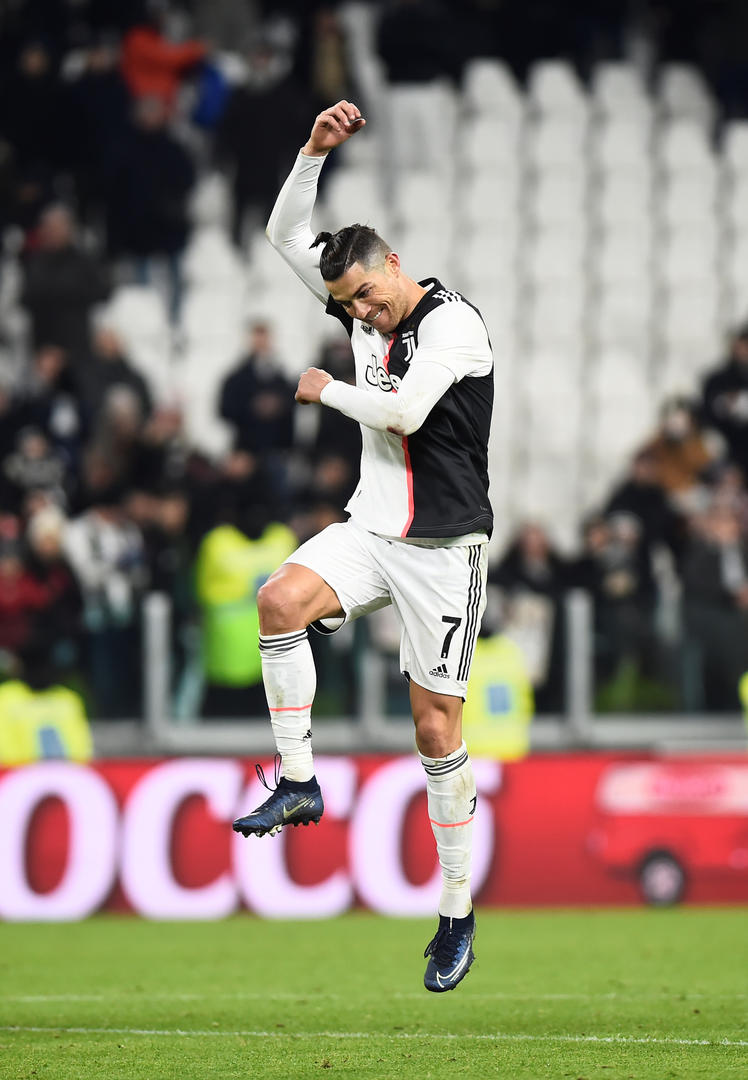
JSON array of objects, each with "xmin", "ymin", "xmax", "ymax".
[
  {"xmin": 419, "ymin": 741, "xmax": 469, "ymax": 779},
  {"xmin": 259, "ymin": 629, "xmax": 308, "ymax": 656}
]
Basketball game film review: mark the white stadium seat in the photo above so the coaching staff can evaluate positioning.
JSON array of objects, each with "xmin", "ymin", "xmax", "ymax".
[
  {"xmin": 591, "ymin": 62, "xmax": 648, "ymax": 118},
  {"xmin": 463, "ymin": 58, "xmax": 524, "ymax": 127},
  {"xmin": 658, "ymin": 63, "xmax": 718, "ymax": 134},
  {"xmin": 104, "ymin": 285, "xmax": 173, "ymax": 404},
  {"xmin": 525, "ymin": 119, "xmax": 587, "ymax": 173},
  {"xmin": 527, "ymin": 60, "xmax": 588, "ymax": 123},
  {"xmin": 529, "ymin": 174, "xmax": 587, "ymax": 229},
  {"xmin": 392, "ymin": 170, "xmax": 451, "ymax": 226},
  {"xmin": 591, "ymin": 119, "xmax": 652, "ymax": 174},
  {"xmin": 594, "ymin": 174, "xmax": 652, "ymax": 229},
  {"xmin": 657, "ymin": 120, "xmax": 716, "ymax": 175},
  {"xmin": 523, "ymin": 226, "xmax": 586, "ymax": 287},
  {"xmin": 460, "ymin": 117, "xmax": 521, "ymax": 173},
  {"xmin": 723, "ymin": 121, "xmax": 748, "ymax": 175},
  {"xmin": 182, "ymin": 226, "xmax": 245, "ymax": 289}
]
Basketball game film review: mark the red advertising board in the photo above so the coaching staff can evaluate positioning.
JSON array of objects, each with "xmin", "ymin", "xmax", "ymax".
[{"xmin": 1, "ymin": 754, "xmax": 747, "ymax": 920}]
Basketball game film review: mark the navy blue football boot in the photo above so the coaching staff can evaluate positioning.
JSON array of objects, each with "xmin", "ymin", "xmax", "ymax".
[
  {"xmin": 423, "ymin": 911, "xmax": 476, "ymax": 992},
  {"xmin": 232, "ymin": 756, "xmax": 324, "ymax": 838}
]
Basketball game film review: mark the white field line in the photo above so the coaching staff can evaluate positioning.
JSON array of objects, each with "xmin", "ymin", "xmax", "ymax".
[
  {"xmin": 1, "ymin": 1025, "xmax": 747, "ymax": 1048},
  {"xmin": 2, "ymin": 991, "xmax": 746, "ymax": 1004}
]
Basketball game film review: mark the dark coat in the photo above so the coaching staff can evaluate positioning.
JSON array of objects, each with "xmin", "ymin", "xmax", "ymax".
[
  {"xmin": 104, "ymin": 126, "xmax": 195, "ymax": 257},
  {"xmin": 22, "ymin": 246, "xmax": 110, "ymax": 359}
]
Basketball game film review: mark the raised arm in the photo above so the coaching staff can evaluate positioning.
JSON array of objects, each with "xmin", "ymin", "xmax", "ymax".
[{"xmin": 266, "ymin": 101, "xmax": 365, "ymax": 304}]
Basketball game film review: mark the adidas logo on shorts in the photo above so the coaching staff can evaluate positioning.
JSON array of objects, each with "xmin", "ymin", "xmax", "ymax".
[{"xmin": 429, "ymin": 663, "xmax": 450, "ymax": 678}]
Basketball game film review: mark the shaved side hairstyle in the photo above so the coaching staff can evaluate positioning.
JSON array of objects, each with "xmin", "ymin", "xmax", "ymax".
[{"xmin": 311, "ymin": 224, "xmax": 392, "ymax": 282}]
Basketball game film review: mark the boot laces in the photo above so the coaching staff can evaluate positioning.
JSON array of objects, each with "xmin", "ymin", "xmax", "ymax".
[
  {"xmin": 255, "ymin": 753, "xmax": 282, "ymax": 793},
  {"xmin": 424, "ymin": 925, "xmax": 461, "ymax": 965}
]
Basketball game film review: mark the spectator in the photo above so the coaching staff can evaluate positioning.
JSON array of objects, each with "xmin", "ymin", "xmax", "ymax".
[
  {"xmin": 681, "ymin": 503, "xmax": 748, "ymax": 710},
  {"xmin": 21, "ymin": 345, "xmax": 87, "ymax": 472},
  {"xmin": 0, "ymin": 374, "xmax": 26, "ymax": 464},
  {"xmin": 639, "ymin": 397, "xmax": 720, "ymax": 511},
  {"xmin": 214, "ymin": 35, "xmax": 307, "ymax": 243},
  {"xmin": 0, "ymin": 427, "xmax": 68, "ymax": 515},
  {"xmin": 219, "ymin": 321, "xmax": 296, "ymax": 472},
  {"xmin": 0, "ymin": 534, "xmax": 48, "ymax": 671},
  {"xmin": 129, "ymin": 405, "xmax": 189, "ymax": 494},
  {"xmin": 605, "ymin": 449, "xmax": 685, "ymax": 563},
  {"xmin": 120, "ymin": 8, "xmax": 208, "ymax": 111},
  {"xmin": 75, "ymin": 323, "xmax": 152, "ymax": 427},
  {"xmin": 310, "ymin": 336, "xmax": 362, "ymax": 466},
  {"xmin": 104, "ymin": 95, "xmax": 195, "ymax": 314},
  {"xmin": 63, "ymin": 493, "xmax": 148, "ymax": 718},
  {"xmin": 62, "ymin": 35, "xmax": 131, "ymax": 224},
  {"xmin": 21, "ymin": 203, "xmax": 110, "ymax": 361},
  {"xmin": 0, "ymin": 40, "xmax": 64, "ymax": 183},
  {"xmin": 24, "ymin": 504, "xmax": 83, "ymax": 681},
  {"xmin": 190, "ymin": 448, "xmax": 284, "ymax": 543},
  {"xmin": 572, "ymin": 512, "xmax": 663, "ymax": 707},
  {"xmin": 490, "ymin": 522, "xmax": 570, "ymax": 711},
  {"xmin": 702, "ymin": 326, "xmax": 748, "ymax": 477}
]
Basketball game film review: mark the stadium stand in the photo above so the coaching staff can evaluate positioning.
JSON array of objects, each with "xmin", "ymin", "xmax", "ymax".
[{"xmin": 3, "ymin": 1, "xmax": 748, "ymax": 722}]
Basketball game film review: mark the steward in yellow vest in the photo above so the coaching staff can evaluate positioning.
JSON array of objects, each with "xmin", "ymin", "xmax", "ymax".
[
  {"xmin": 195, "ymin": 522, "xmax": 297, "ymax": 688},
  {"xmin": 0, "ymin": 680, "xmax": 92, "ymax": 765},
  {"xmin": 462, "ymin": 633, "xmax": 534, "ymax": 760}
]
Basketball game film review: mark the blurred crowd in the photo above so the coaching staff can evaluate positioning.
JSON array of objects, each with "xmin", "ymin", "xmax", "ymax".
[
  {"xmin": 493, "ymin": 341, "xmax": 748, "ymax": 714},
  {"xmin": 3, "ymin": 0, "xmax": 748, "ymax": 720}
]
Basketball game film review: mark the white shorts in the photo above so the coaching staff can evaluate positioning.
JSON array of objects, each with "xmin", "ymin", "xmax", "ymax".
[{"xmin": 285, "ymin": 519, "xmax": 488, "ymax": 698}]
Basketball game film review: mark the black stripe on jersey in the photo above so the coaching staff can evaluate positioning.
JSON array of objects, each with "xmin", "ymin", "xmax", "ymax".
[
  {"xmin": 388, "ymin": 279, "xmax": 493, "ymax": 539},
  {"xmin": 457, "ymin": 545, "xmax": 483, "ymax": 682}
]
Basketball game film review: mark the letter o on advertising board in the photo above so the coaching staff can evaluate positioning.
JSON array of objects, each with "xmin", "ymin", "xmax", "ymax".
[{"xmin": 0, "ymin": 763, "xmax": 118, "ymax": 921}]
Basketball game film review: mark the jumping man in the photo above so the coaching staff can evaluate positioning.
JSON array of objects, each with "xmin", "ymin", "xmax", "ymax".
[{"xmin": 233, "ymin": 101, "xmax": 493, "ymax": 993}]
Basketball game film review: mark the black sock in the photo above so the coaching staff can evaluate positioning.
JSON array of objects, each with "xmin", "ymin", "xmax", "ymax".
[
  {"xmin": 280, "ymin": 774, "xmax": 318, "ymax": 791},
  {"xmin": 439, "ymin": 910, "xmax": 473, "ymax": 929}
]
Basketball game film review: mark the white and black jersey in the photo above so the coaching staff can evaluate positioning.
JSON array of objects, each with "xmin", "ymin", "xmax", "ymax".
[
  {"xmin": 265, "ymin": 151, "xmax": 494, "ymax": 544},
  {"xmin": 325, "ymin": 281, "xmax": 493, "ymax": 540}
]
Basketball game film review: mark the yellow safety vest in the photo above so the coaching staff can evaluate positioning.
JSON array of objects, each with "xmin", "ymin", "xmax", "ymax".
[
  {"xmin": 194, "ymin": 522, "xmax": 297, "ymax": 685},
  {"xmin": 0, "ymin": 680, "xmax": 92, "ymax": 765},
  {"xmin": 462, "ymin": 634, "xmax": 534, "ymax": 760}
]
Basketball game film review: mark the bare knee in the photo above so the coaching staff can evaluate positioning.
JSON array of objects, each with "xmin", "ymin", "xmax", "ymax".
[
  {"xmin": 257, "ymin": 576, "xmax": 306, "ymax": 634},
  {"xmin": 414, "ymin": 705, "xmax": 462, "ymax": 759},
  {"xmin": 257, "ymin": 565, "xmax": 342, "ymax": 634}
]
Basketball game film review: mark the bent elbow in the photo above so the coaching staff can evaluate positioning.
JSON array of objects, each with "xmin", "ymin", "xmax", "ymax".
[{"xmin": 387, "ymin": 405, "xmax": 423, "ymax": 437}]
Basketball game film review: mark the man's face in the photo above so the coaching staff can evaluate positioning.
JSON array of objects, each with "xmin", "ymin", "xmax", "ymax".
[{"xmin": 325, "ymin": 254, "xmax": 407, "ymax": 336}]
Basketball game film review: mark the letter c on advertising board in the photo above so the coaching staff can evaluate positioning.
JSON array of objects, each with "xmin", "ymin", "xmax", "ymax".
[
  {"xmin": 120, "ymin": 758, "xmax": 245, "ymax": 919},
  {"xmin": 350, "ymin": 758, "xmax": 502, "ymax": 916},
  {"xmin": 233, "ymin": 756, "xmax": 356, "ymax": 918}
]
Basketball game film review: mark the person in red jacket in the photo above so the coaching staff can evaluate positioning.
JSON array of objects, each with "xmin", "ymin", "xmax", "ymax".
[{"xmin": 121, "ymin": 12, "xmax": 208, "ymax": 111}]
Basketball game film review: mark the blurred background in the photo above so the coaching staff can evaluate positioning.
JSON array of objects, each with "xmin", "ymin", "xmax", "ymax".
[{"xmin": 2, "ymin": 0, "xmax": 748, "ymax": 763}]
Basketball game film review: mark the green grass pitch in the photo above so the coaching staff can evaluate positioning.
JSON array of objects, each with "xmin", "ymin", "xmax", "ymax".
[{"xmin": 0, "ymin": 909, "xmax": 746, "ymax": 1080}]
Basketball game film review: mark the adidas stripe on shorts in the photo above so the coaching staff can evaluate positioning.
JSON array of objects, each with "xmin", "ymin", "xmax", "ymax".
[{"xmin": 285, "ymin": 519, "xmax": 488, "ymax": 699}]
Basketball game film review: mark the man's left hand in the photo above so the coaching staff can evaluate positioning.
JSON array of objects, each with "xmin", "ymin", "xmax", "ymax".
[{"xmin": 295, "ymin": 367, "xmax": 333, "ymax": 404}]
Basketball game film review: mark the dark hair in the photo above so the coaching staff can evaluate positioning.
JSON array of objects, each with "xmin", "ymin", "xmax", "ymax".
[{"xmin": 310, "ymin": 225, "xmax": 391, "ymax": 282}]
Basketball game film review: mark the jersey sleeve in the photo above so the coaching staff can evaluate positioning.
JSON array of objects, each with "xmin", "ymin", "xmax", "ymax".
[
  {"xmin": 320, "ymin": 359, "xmax": 455, "ymax": 436},
  {"xmin": 265, "ymin": 152, "xmax": 329, "ymax": 304},
  {"xmin": 412, "ymin": 302, "xmax": 493, "ymax": 381}
]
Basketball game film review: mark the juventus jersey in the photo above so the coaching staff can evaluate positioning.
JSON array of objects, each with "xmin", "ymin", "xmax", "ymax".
[
  {"xmin": 326, "ymin": 279, "xmax": 494, "ymax": 540},
  {"xmin": 265, "ymin": 150, "xmax": 493, "ymax": 544}
]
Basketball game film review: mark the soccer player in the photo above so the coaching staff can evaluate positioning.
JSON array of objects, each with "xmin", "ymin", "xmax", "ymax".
[{"xmin": 233, "ymin": 100, "xmax": 493, "ymax": 993}]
